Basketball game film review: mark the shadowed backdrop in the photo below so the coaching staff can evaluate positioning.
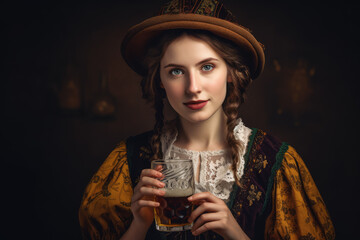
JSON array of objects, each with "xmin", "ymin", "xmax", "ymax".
[{"xmin": 3, "ymin": 0, "xmax": 359, "ymax": 239}]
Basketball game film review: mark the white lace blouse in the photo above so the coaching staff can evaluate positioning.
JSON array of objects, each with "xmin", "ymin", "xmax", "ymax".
[{"xmin": 161, "ymin": 119, "xmax": 252, "ymax": 203}]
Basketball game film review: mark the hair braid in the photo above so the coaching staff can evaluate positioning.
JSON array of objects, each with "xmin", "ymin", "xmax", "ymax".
[
  {"xmin": 224, "ymin": 67, "xmax": 251, "ymax": 186},
  {"xmin": 151, "ymin": 91, "xmax": 164, "ymax": 160},
  {"xmin": 141, "ymin": 57, "xmax": 165, "ymax": 160}
]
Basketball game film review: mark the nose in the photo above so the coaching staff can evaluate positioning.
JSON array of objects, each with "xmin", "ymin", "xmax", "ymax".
[{"xmin": 185, "ymin": 71, "xmax": 201, "ymax": 95}]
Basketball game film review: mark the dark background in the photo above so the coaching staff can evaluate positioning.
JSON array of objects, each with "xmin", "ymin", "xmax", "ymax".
[{"xmin": 3, "ymin": 0, "xmax": 359, "ymax": 239}]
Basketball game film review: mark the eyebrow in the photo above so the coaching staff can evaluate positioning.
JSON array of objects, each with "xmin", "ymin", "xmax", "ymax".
[{"xmin": 163, "ymin": 57, "xmax": 219, "ymax": 68}]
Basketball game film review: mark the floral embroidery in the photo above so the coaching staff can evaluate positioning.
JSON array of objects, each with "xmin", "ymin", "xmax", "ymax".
[
  {"xmin": 139, "ymin": 146, "xmax": 151, "ymax": 159},
  {"xmin": 247, "ymin": 184, "xmax": 262, "ymax": 206},
  {"xmin": 229, "ymin": 129, "xmax": 273, "ymax": 238},
  {"xmin": 254, "ymin": 154, "xmax": 268, "ymax": 173},
  {"xmin": 196, "ymin": 0, "xmax": 218, "ymax": 16},
  {"xmin": 161, "ymin": 0, "xmax": 180, "ymax": 14}
]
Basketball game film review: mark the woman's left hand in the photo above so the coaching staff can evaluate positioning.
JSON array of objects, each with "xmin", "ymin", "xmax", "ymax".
[{"xmin": 188, "ymin": 192, "xmax": 250, "ymax": 240}]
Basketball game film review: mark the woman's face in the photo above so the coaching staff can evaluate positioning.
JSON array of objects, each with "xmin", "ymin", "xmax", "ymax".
[{"xmin": 160, "ymin": 34, "xmax": 229, "ymax": 124}]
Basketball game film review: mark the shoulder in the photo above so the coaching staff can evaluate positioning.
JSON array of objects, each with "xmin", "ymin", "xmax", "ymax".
[
  {"xmin": 108, "ymin": 130, "xmax": 154, "ymax": 154},
  {"xmin": 230, "ymin": 128, "xmax": 295, "ymax": 237},
  {"xmin": 246, "ymin": 128, "xmax": 303, "ymax": 185},
  {"xmin": 92, "ymin": 130, "xmax": 154, "ymax": 185},
  {"xmin": 248, "ymin": 128, "xmax": 305, "ymax": 176},
  {"xmin": 243, "ymin": 128, "xmax": 296, "ymax": 212},
  {"xmin": 123, "ymin": 130, "xmax": 155, "ymax": 185},
  {"xmin": 126, "ymin": 130, "xmax": 154, "ymax": 145},
  {"xmin": 247, "ymin": 128, "xmax": 320, "ymax": 208},
  {"xmin": 257, "ymin": 132, "xmax": 336, "ymax": 239},
  {"xmin": 125, "ymin": 130, "xmax": 154, "ymax": 163},
  {"xmin": 245, "ymin": 128, "xmax": 288, "ymax": 165}
]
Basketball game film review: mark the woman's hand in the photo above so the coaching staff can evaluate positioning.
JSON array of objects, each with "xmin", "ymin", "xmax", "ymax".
[
  {"xmin": 188, "ymin": 192, "xmax": 250, "ymax": 240},
  {"xmin": 130, "ymin": 168, "xmax": 165, "ymax": 229}
]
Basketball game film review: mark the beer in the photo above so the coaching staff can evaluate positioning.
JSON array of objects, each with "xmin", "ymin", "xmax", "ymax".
[
  {"xmin": 154, "ymin": 189, "xmax": 194, "ymax": 231},
  {"xmin": 151, "ymin": 159, "xmax": 195, "ymax": 232}
]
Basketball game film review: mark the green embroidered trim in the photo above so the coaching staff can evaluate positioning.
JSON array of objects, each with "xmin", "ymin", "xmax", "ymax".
[
  {"xmin": 260, "ymin": 142, "xmax": 289, "ymax": 215},
  {"xmin": 227, "ymin": 184, "xmax": 238, "ymax": 209},
  {"xmin": 227, "ymin": 128, "xmax": 258, "ymax": 209}
]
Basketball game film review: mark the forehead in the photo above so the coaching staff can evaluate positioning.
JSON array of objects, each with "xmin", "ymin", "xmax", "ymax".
[{"xmin": 161, "ymin": 34, "xmax": 222, "ymax": 64}]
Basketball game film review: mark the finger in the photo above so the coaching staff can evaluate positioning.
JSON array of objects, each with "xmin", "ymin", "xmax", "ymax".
[
  {"xmin": 134, "ymin": 170, "xmax": 164, "ymax": 192},
  {"xmin": 191, "ymin": 212, "xmax": 221, "ymax": 232},
  {"xmin": 140, "ymin": 169, "xmax": 163, "ymax": 179},
  {"xmin": 131, "ymin": 199, "xmax": 160, "ymax": 210},
  {"xmin": 188, "ymin": 192, "xmax": 222, "ymax": 204},
  {"xmin": 153, "ymin": 165, "xmax": 163, "ymax": 172},
  {"xmin": 188, "ymin": 202, "xmax": 220, "ymax": 222},
  {"xmin": 132, "ymin": 185, "xmax": 165, "ymax": 202},
  {"xmin": 192, "ymin": 222, "xmax": 219, "ymax": 236},
  {"xmin": 132, "ymin": 186, "xmax": 165, "ymax": 202},
  {"xmin": 140, "ymin": 176, "xmax": 165, "ymax": 188}
]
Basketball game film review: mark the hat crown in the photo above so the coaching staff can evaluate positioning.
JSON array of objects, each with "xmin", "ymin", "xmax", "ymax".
[{"xmin": 158, "ymin": 0, "xmax": 239, "ymax": 25}]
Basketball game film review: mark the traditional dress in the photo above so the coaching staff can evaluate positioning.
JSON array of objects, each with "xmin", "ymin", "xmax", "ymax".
[{"xmin": 79, "ymin": 119, "xmax": 335, "ymax": 239}]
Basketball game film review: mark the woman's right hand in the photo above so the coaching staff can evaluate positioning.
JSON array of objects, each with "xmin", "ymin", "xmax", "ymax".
[{"xmin": 130, "ymin": 168, "xmax": 166, "ymax": 229}]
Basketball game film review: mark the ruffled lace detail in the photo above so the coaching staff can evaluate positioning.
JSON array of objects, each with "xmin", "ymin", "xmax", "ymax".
[
  {"xmin": 233, "ymin": 118, "xmax": 250, "ymax": 180},
  {"xmin": 160, "ymin": 118, "xmax": 252, "ymax": 202}
]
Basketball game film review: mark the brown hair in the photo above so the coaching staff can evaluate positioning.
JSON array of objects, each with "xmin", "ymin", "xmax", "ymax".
[{"xmin": 141, "ymin": 29, "xmax": 252, "ymax": 185}]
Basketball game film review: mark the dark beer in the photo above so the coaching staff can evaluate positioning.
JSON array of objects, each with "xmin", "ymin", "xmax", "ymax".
[
  {"xmin": 154, "ymin": 195, "xmax": 193, "ymax": 228},
  {"xmin": 151, "ymin": 159, "xmax": 195, "ymax": 231}
]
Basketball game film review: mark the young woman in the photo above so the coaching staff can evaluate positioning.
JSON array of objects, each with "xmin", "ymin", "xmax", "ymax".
[{"xmin": 79, "ymin": 1, "xmax": 335, "ymax": 239}]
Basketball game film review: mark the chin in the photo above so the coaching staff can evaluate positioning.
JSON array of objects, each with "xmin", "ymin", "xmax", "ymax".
[{"xmin": 179, "ymin": 111, "xmax": 215, "ymax": 124}]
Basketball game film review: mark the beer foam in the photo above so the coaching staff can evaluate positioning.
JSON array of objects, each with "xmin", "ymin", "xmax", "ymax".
[{"xmin": 163, "ymin": 188, "xmax": 194, "ymax": 197}]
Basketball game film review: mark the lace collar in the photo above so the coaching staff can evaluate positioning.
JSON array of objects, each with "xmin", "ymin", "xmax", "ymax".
[{"xmin": 160, "ymin": 118, "xmax": 251, "ymax": 183}]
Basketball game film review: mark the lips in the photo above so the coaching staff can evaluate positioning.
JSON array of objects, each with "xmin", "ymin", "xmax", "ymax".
[{"xmin": 183, "ymin": 100, "xmax": 208, "ymax": 110}]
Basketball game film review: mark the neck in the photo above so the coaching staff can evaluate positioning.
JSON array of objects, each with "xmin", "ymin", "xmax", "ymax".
[{"xmin": 176, "ymin": 110, "xmax": 228, "ymax": 151}]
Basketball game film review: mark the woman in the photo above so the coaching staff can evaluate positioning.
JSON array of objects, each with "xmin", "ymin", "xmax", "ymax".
[{"xmin": 79, "ymin": 1, "xmax": 335, "ymax": 239}]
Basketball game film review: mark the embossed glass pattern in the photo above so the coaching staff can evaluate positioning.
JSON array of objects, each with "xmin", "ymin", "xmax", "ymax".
[{"xmin": 151, "ymin": 159, "xmax": 195, "ymax": 232}]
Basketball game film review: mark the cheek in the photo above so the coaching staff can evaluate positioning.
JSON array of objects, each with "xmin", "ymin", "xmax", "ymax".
[
  {"xmin": 207, "ymin": 73, "xmax": 228, "ymax": 98},
  {"xmin": 162, "ymin": 82, "xmax": 184, "ymax": 101},
  {"xmin": 160, "ymin": 71, "xmax": 184, "ymax": 101}
]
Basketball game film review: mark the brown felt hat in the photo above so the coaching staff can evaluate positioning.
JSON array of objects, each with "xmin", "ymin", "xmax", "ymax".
[{"xmin": 121, "ymin": 0, "xmax": 265, "ymax": 79}]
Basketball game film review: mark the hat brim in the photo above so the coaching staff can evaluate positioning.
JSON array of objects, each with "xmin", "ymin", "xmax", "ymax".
[{"xmin": 121, "ymin": 13, "xmax": 265, "ymax": 79}]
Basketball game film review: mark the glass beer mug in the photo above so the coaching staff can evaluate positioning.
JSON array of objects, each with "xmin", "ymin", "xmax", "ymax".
[{"xmin": 151, "ymin": 159, "xmax": 195, "ymax": 232}]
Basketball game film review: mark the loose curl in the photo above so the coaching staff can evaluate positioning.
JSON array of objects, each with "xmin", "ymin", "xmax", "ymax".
[{"xmin": 141, "ymin": 29, "xmax": 252, "ymax": 185}]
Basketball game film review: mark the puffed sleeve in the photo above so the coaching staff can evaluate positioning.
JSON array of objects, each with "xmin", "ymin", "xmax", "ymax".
[
  {"xmin": 79, "ymin": 141, "xmax": 133, "ymax": 239},
  {"xmin": 265, "ymin": 146, "xmax": 335, "ymax": 239}
]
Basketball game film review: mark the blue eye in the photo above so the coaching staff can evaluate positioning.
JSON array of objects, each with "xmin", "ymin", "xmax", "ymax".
[
  {"xmin": 170, "ymin": 69, "xmax": 183, "ymax": 76},
  {"xmin": 202, "ymin": 64, "xmax": 214, "ymax": 71}
]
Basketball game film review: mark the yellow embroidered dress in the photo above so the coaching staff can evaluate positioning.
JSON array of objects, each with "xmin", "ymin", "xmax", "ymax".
[{"xmin": 79, "ymin": 128, "xmax": 335, "ymax": 239}]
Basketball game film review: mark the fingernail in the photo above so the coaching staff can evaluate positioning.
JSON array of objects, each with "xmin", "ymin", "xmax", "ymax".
[{"xmin": 188, "ymin": 196, "xmax": 193, "ymax": 201}]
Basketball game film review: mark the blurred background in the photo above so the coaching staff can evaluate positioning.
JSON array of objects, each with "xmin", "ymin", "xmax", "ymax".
[{"xmin": 2, "ymin": 0, "xmax": 359, "ymax": 239}]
